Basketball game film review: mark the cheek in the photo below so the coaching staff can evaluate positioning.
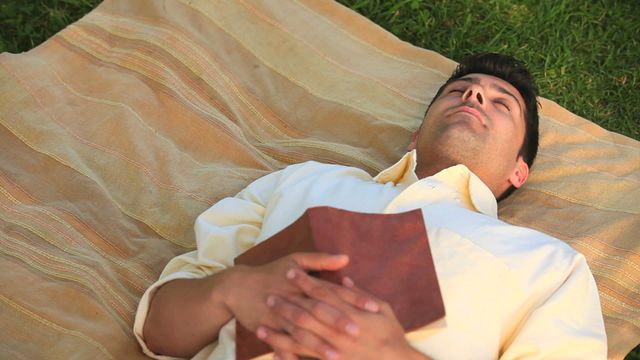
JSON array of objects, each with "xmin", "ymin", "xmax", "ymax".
[
  {"xmin": 490, "ymin": 119, "xmax": 522, "ymax": 154},
  {"xmin": 489, "ymin": 113, "xmax": 522, "ymax": 146},
  {"xmin": 431, "ymin": 95, "xmax": 457, "ymax": 111}
]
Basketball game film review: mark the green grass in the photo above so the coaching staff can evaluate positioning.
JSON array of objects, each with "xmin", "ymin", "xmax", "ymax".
[
  {"xmin": 0, "ymin": 0, "xmax": 102, "ymax": 52},
  {"xmin": 1, "ymin": 0, "xmax": 639, "ymax": 358}
]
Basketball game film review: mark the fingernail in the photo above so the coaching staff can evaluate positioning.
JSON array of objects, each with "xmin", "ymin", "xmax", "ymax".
[
  {"xmin": 325, "ymin": 349, "xmax": 338, "ymax": 360},
  {"xmin": 286, "ymin": 268, "xmax": 296, "ymax": 279},
  {"xmin": 365, "ymin": 300, "xmax": 379, "ymax": 312},
  {"xmin": 266, "ymin": 295, "xmax": 276, "ymax": 307},
  {"xmin": 333, "ymin": 254, "xmax": 348, "ymax": 261},
  {"xmin": 256, "ymin": 326, "xmax": 267, "ymax": 339},
  {"xmin": 273, "ymin": 354, "xmax": 280, "ymax": 360},
  {"xmin": 345, "ymin": 322, "xmax": 359, "ymax": 335},
  {"xmin": 342, "ymin": 276, "xmax": 354, "ymax": 288}
]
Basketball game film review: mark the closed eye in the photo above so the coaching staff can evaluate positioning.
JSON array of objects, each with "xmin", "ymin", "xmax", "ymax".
[{"xmin": 494, "ymin": 100, "xmax": 511, "ymax": 112}]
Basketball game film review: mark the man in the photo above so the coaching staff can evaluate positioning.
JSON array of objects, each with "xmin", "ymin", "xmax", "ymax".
[{"xmin": 133, "ymin": 53, "xmax": 607, "ymax": 359}]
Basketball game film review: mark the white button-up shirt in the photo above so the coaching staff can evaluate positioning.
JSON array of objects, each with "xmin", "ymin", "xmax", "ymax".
[{"xmin": 134, "ymin": 151, "xmax": 607, "ymax": 359}]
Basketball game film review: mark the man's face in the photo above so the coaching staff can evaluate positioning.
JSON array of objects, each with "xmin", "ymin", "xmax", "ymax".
[{"xmin": 412, "ymin": 73, "xmax": 529, "ymax": 197}]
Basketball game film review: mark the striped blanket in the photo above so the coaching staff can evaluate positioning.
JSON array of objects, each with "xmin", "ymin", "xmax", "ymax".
[{"xmin": 0, "ymin": 0, "xmax": 638, "ymax": 358}]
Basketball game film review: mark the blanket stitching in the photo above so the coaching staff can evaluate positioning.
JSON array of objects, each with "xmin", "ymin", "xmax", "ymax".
[
  {"xmin": 293, "ymin": 0, "xmax": 450, "ymax": 77},
  {"xmin": 0, "ymin": 204, "xmax": 142, "ymax": 307},
  {"xmin": 0, "ymin": 293, "xmax": 114, "ymax": 359},
  {"xmin": 59, "ymin": 25, "xmax": 292, "ymax": 169},
  {"xmin": 168, "ymin": 1, "xmax": 415, "ymax": 128},
  {"xmin": 594, "ymin": 281, "xmax": 640, "ymax": 311},
  {"xmin": 537, "ymin": 151, "xmax": 640, "ymax": 184},
  {"xmin": 5, "ymin": 228, "xmax": 145, "ymax": 307},
  {"xmin": 86, "ymin": 12, "xmax": 383, "ymax": 170},
  {"xmin": 600, "ymin": 293, "xmax": 640, "ymax": 321},
  {"xmin": 0, "ymin": 172, "xmax": 156, "ymax": 285},
  {"xmin": 85, "ymin": 19, "xmax": 298, "ymax": 151},
  {"xmin": 570, "ymin": 237, "xmax": 640, "ymax": 261},
  {"xmin": 1, "ymin": 51, "xmax": 212, "ymax": 205},
  {"xmin": 1, "ymin": 233, "xmax": 133, "ymax": 327},
  {"xmin": 51, "ymin": 64, "xmax": 214, "ymax": 170},
  {"xmin": 521, "ymin": 185, "xmax": 639, "ymax": 215},
  {"xmin": 542, "ymin": 113, "xmax": 640, "ymax": 152},
  {"xmin": 587, "ymin": 258, "xmax": 640, "ymax": 289},
  {"xmin": 237, "ymin": 0, "xmax": 425, "ymax": 104},
  {"xmin": 511, "ymin": 217, "xmax": 640, "ymax": 261},
  {"xmin": 599, "ymin": 299, "xmax": 640, "ymax": 328},
  {"xmin": 0, "ymin": 109, "xmax": 181, "ymax": 248},
  {"xmin": 86, "ymin": 12, "xmax": 306, "ymax": 140}
]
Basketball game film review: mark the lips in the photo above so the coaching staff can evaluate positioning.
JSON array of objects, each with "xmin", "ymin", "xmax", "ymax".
[{"xmin": 449, "ymin": 105, "xmax": 487, "ymax": 127}]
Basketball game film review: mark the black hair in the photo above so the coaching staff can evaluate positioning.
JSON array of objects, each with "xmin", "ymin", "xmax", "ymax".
[{"xmin": 425, "ymin": 53, "xmax": 540, "ymax": 201}]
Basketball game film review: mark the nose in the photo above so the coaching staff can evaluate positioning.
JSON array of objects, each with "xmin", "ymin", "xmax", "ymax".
[{"xmin": 462, "ymin": 85, "xmax": 484, "ymax": 106}]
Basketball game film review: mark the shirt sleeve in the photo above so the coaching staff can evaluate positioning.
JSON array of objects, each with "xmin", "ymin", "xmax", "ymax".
[
  {"xmin": 132, "ymin": 167, "xmax": 288, "ymax": 359},
  {"xmin": 500, "ymin": 253, "xmax": 608, "ymax": 360}
]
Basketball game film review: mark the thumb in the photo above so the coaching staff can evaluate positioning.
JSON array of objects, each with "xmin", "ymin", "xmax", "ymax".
[{"xmin": 289, "ymin": 252, "xmax": 349, "ymax": 271}]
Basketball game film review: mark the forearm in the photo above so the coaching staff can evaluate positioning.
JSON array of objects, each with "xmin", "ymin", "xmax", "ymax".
[{"xmin": 142, "ymin": 269, "xmax": 235, "ymax": 358}]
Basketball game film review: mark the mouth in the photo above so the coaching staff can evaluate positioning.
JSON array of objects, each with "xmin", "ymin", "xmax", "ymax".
[{"xmin": 449, "ymin": 106, "xmax": 487, "ymax": 127}]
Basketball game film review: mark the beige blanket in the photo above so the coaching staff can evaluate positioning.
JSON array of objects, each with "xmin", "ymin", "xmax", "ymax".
[{"xmin": 0, "ymin": 0, "xmax": 638, "ymax": 358}]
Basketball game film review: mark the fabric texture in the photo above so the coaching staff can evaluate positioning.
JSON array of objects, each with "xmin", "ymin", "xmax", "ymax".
[
  {"xmin": 0, "ymin": 0, "xmax": 637, "ymax": 358},
  {"xmin": 134, "ymin": 153, "xmax": 607, "ymax": 359}
]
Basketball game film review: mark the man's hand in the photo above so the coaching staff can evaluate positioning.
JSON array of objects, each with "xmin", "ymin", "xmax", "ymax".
[
  {"xmin": 257, "ymin": 269, "xmax": 430, "ymax": 360},
  {"xmin": 144, "ymin": 252, "xmax": 380, "ymax": 358},
  {"xmin": 225, "ymin": 253, "xmax": 379, "ymax": 335}
]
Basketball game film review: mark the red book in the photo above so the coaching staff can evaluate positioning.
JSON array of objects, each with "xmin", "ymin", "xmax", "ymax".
[{"xmin": 234, "ymin": 206, "xmax": 445, "ymax": 360}]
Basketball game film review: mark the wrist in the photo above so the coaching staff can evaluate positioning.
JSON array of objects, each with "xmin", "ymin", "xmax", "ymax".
[
  {"xmin": 207, "ymin": 266, "xmax": 241, "ymax": 317},
  {"xmin": 214, "ymin": 265, "xmax": 249, "ymax": 315}
]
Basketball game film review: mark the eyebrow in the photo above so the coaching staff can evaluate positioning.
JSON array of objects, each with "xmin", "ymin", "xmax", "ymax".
[{"xmin": 453, "ymin": 77, "xmax": 523, "ymax": 111}]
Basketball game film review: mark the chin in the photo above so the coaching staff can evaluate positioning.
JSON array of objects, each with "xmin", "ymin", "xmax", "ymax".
[
  {"xmin": 433, "ymin": 137, "xmax": 484, "ymax": 167},
  {"xmin": 444, "ymin": 126, "xmax": 485, "ymax": 149}
]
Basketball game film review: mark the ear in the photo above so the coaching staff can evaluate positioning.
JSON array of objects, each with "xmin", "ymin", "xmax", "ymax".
[
  {"xmin": 508, "ymin": 157, "xmax": 529, "ymax": 188},
  {"xmin": 407, "ymin": 128, "xmax": 420, "ymax": 151}
]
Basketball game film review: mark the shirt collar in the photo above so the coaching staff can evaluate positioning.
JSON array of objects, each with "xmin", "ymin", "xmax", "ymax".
[
  {"xmin": 373, "ymin": 150, "xmax": 419, "ymax": 186},
  {"xmin": 373, "ymin": 150, "xmax": 498, "ymax": 218}
]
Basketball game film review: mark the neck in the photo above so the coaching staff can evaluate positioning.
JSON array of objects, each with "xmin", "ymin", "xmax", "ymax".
[{"xmin": 414, "ymin": 161, "xmax": 450, "ymax": 180}]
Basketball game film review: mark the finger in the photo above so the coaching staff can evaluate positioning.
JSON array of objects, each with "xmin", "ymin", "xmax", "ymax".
[
  {"xmin": 289, "ymin": 253, "xmax": 349, "ymax": 271},
  {"xmin": 289, "ymin": 269, "xmax": 380, "ymax": 313},
  {"xmin": 256, "ymin": 326, "xmax": 310, "ymax": 357},
  {"xmin": 341, "ymin": 276, "xmax": 354, "ymax": 288},
  {"xmin": 267, "ymin": 295, "xmax": 334, "ymax": 338},
  {"xmin": 283, "ymin": 323, "xmax": 340, "ymax": 360},
  {"xmin": 285, "ymin": 295, "xmax": 360, "ymax": 337},
  {"xmin": 273, "ymin": 350, "xmax": 298, "ymax": 360},
  {"xmin": 341, "ymin": 276, "xmax": 389, "ymax": 316},
  {"xmin": 339, "ymin": 276, "xmax": 380, "ymax": 313}
]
